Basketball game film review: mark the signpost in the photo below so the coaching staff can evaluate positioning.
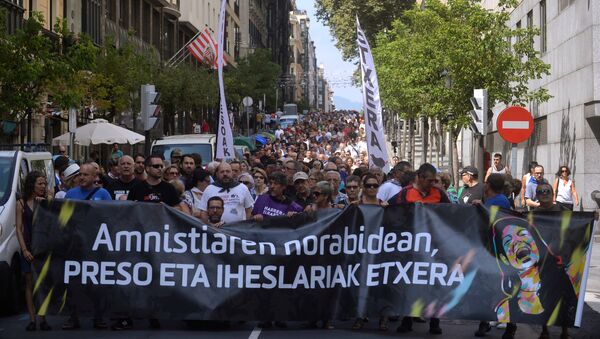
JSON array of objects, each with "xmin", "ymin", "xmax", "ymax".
[
  {"xmin": 497, "ymin": 106, "xmax": 534, "ymax": 177},
  {"xmin": 243, "ymin": 96, "xmax": 253, "ymax": 135}
]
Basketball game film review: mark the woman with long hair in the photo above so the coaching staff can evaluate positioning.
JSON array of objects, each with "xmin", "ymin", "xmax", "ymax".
[
  {"xmin": 15, "ymin": 171, "xmax": 51, "ymax": 331},
  {"xmin": 553, "ymin": 165, "xmax": 579, "ymax": 211}
]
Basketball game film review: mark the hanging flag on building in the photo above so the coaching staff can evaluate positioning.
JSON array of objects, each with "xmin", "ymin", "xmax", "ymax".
[
  {"xmin": 356, "ymin": 17, "xmax": 390, "ymax": 172},
  {"xmin": 215, "ymin": 0, "xmax": 234, "ymax": 160},
  {"xmin": 186, "ymin": 27, "xmax": 226, "ymax": 69}
]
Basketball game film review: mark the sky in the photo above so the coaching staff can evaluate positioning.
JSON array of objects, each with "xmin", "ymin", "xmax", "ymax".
[{"xmin": 298, "ymin": 1, "xmax": 363, "ymax": 110}]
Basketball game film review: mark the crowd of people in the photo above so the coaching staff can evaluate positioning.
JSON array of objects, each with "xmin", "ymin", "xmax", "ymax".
[{"xmin": 15, "ymin": 111, "xmax": 587, "ymax": 338}]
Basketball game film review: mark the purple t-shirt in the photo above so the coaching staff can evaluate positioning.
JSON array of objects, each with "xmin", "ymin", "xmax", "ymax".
[{"xmin": 252, "ymin": 194, "xmax": 303, "ymax": 217}]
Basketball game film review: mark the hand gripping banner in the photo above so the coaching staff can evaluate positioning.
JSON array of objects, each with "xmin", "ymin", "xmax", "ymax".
[{"xmin": 31, "ymin": 201, "xmax": 595, "ymax": 327}]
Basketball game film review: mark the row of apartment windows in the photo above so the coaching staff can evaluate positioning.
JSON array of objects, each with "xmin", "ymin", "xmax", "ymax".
[{"xmin": 518, "ymin": 0, "xmax": 577, "ymax": 55}]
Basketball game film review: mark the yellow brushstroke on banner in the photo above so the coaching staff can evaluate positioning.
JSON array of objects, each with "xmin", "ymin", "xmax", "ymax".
[
  {"xmin": 410, "ymin": 299, "xmax": 424, "ymax": 317},
  {"xmin": 59, "ymin": 290, "xmax": 68, "ymax": 313},
  {"xmin": 560, "ymin": 211, "xmax": 572, "ymax": 249},
  {"xmin": 489, "ymin": 206, "xmax": 499, "ymax": 225},
  {"xmin": 33, "ymin": 253, "xmax": 52, "ymax": 295},
  {"xmin": 546, "ymin": 299, "xmax": 562, "ymax": 326},
  {"xmin": 58, "ymin": 201, "xmax": 75, "ymax": 228},
  {"xmin": 37, "ymin": 287, "xmax": 54, "ymax": 316}
]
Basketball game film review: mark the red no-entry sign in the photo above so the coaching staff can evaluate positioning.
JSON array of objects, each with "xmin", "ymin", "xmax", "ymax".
[{"xmin": 497, "ymin": 106, "xmax": 534, "ymax": 144}]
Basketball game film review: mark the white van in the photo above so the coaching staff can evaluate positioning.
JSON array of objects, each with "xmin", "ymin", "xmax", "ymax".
[
  {"xmin": 151, "ymin": 134, "xmax": 217, "ymax": 166},
  {"xmin": 279, "ymin": 114, "xmax": 301, "ymax": 129},
  {"xmin": 0, "ymin": 151, "xmax": 54, "ymax": 313}
]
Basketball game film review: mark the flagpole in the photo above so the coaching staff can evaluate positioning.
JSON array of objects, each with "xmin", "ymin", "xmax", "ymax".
[
  {"xmin": 166, "ymin": 29, "xmax": 202, "ymax": 66},
  {"xmin": 170, "ymin": 48, "xmax": 192, "ymax": 68}
]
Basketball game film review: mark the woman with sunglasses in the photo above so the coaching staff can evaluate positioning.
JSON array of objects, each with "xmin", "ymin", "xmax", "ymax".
[
  {"xmin": 552, "ymin": 165, "xmax": 579, "ymax": 211},
  {"xmin": 252, "ymin": 168, "xmax": 269, "ymax": 197},
  {"xmin": 352, "ymin": 174, "xmax": 388, "ymax": 331},
  {"xmin": 163, "ymin": 165, "xmax": 180, "ymax": 182},
  {"xmin": 239, "ymin": 172, "xmax": 256, "ymax": 200}
]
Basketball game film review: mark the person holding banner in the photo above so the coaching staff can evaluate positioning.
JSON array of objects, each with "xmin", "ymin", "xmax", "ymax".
[
  {"xmin": 16, "ymin": 171, "xmax": 52, "ymax": 331},
  {"xmin": 390, "ymin": 163, "xmax": 448, "ymax": 335},
  {"xmin": 251, "ymin": 172, "xmax": 303, "ymax": 220}
]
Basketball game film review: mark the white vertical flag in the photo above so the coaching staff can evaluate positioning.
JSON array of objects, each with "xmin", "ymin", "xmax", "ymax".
[
  {"xmin": 356, "ymin": 17, "xmax": 390, "ymax": 172},
  {"xmin": 216, "ymin": 0, "xmax": 234, "ymax": 160}
]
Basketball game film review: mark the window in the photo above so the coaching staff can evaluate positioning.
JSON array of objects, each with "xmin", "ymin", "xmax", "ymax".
[
  {"xmin": 559, "ymin": 0, "xmax": 576, "ymax": 12},
  {"xmin": 527, "ymin": 10, "xmax": 533, "ymax": 49},
  {"xmin": 540, "ymin": 1, "xmax": 547, "ymax": 53}
]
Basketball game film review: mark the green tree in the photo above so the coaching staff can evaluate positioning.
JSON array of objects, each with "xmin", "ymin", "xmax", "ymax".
[
  {"xmin": 226, "ymin": 49, "xmax": 281, "ymax": 111},
  {"xmin": 372, "ymin": 0, "xmax": 551, "ymax": 183},
  {"xmin": 0, "ymin": 11, "xmax": 55, "ymax": 128},
  {"xmin": 156, "ymin": 64, "xmax": 218, "ymax": 134},
  {"xmin": 315, "ymin": 0, "xmax": 415, "ymax": 60}
]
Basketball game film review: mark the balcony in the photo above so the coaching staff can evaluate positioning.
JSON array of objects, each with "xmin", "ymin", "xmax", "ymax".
[{"xmin": 105, "ymin": 19, "xmax": 155, "ymax": 55}]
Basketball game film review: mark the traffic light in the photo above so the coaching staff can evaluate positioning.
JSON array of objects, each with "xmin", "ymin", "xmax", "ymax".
[
  {"xmin": 469, "ymin": 89, "xmax": 488, "ymax": 136},
  {"xmin": 141, "ymin": 84, "xmax": 160, "ymax": 131}
]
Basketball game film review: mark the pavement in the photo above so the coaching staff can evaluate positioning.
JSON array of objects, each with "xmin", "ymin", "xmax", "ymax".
[{"xmin": 2, "ymin": 237, "xmax": 600, "ymax": 339}]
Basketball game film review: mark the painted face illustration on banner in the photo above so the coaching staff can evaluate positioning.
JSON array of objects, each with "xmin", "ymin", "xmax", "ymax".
[{"xmin": 501, "ymin": 225, "xmax": 540, "ymax": 270}]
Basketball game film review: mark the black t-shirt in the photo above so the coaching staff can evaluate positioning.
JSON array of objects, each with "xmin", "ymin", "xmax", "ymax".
[
  {"xmin": 127, "ymin": 180, "xmax": 180, "ymax": 207},
  {"xmin": 107, "ymin": 178, "xmax": 142, "ymax": 200},
  {"xmin": 459, "ymin": 182, "xmax": 485, "ymax": 204}
]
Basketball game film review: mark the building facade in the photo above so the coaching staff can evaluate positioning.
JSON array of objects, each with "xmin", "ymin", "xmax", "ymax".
[{"xmin": 460, "ymin": 0, "xmax": 600, "ymax": 211}]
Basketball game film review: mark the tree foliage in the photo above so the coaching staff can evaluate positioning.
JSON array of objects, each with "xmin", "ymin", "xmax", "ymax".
[
  {"xmin": 372, "ymin": 0, "xmax": 551, "ymax": 131},
  {"xmin": 315, "ymin": 0, "xmax": 415, "ymax": 60},
  {"xmin": 0, "ymin": 11, "xmax": 56, "ymax": 121}
]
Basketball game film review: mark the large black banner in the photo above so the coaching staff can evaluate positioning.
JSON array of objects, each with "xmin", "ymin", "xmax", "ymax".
[{"xmin": 31, "ymin": 200, "xmax": 596, "ymax": 326}]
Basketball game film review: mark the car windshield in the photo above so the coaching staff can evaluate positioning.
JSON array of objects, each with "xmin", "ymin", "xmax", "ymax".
[
  {"xmin": 151, "ymin": 144, "xmax": 213, "ymax": 165},
  {"xmin": 0, "ymin": 156, "xmax": 16, "ymax": 205}
]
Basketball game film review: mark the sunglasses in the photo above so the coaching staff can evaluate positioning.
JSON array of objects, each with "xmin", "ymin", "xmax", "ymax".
[
  {"xmin": 561, "ymin": 169, "xmax": 568, "ymax": 173},
  {"xmin": 312, "ymin": 191, "xmax": 322, "ymax": 197},
  {"xmin": 365, "ymin": 184, "xmax": 379, "ymax": 189},
  {"xmin": 240, "ymin": 181, "xmax": 251, "ymax": 185},
  {"xmin": 536, "ymin": 189, "xmax": 552, "ymax": 195},
  {"xmin": 151, "ymin": 164, "xmax": 164, "ymax": 169},
  {"xmin": 346, "ymin": 185, "xmax": 359, "ymax": 190}
]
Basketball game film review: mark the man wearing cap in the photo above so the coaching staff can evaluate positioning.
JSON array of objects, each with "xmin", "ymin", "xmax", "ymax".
[
  {"xmin": 458, "ymin": 166, "xmax": 485, "ymax": 205},
  {"xmin": 291, "ymin": 171, "xmax": 314, "ymax": 209},
  {"xmin": 55, "ymin": 164, "xmax": 80, "ymax": 199},
  {"xmin": 170, "ymin": 149, "xmax": 183, "ymax": 167},
  {"xmin": 252, "ymin": 172, "xmax": 303, "ymax": 220}
]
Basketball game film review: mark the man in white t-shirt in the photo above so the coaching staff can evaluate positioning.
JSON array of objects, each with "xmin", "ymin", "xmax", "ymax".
[
  {"xmin": 377, "ymin": 161, "xmax": 412, "ymax": 201},
  {"xmin": 198, "ymin": 162, "xmax": 254, "ymax": 225},
  {"xmin": 275, "ymin": 126, "xmax": 284, "ymax": 140}
]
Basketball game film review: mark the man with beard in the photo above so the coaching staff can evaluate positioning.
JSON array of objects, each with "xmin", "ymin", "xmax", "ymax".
[
  {"xmin": 106, "ymin": 155, "xmax": 142, "ymax": 200},
  {"xmin": 133, "ymin": 153, "xmax": 146, "ymax": 181},
  {"xmin": 127, "ymin": 155, "xmax": 179, "ymax": 207},
  {"xmin": 198, "ymin": 162, "xmax": 254, "ymax": 225},
  {"xmin": 180, "ymin": 154, "xmax": 196, "ymax": 188}
]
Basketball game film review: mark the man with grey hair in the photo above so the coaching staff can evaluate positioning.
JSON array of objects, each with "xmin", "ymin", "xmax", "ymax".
[
  {"xmin": 107, "ymin": 155, "xmax": 142, "ymax": 200},
  {"xmin": 326, "ymin": 170, "xmax": 348, "ymax": 208}
]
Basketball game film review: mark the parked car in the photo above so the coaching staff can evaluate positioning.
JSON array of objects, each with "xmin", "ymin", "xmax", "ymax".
[{"xmin": 0, "ymin": 150, "xmax": 54, "ymax": 314}]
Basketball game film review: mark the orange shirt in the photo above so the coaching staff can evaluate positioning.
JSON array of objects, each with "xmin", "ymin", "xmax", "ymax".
[{"xmin": 393, "ymin": 185, "xmax": 450, "ymax": 204}]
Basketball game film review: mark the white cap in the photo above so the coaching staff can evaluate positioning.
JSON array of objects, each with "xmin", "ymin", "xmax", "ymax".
[{"xmin": 63, "ymin": 163, "xmax": 80, "ymax": 181}]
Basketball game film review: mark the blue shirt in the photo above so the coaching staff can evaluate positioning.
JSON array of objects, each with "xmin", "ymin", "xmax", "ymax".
[
  {"xmin": 485, "ymin": 193, "xmax": 511, "ymax": 209},
  {"xmin": 65, "ymin": 186, "xmax": 112, "ymax": 201}
]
